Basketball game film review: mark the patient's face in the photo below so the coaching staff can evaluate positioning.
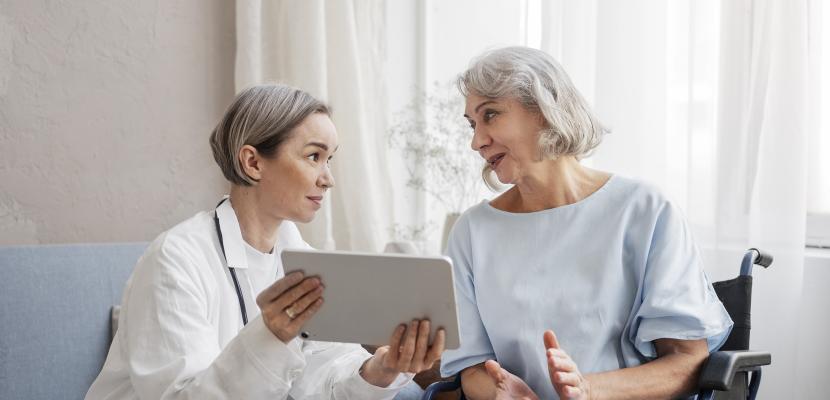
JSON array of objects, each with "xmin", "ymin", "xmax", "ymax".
[
  {"xmin": 258, "ymin": 113, "xmax": 338, "ymax": 223},
  {"xmin": 464, "ymin": 93, "xmax": 546, "ymax": 184}
]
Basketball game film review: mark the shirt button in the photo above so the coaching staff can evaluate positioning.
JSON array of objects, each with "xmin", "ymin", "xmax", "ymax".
[{"xmin": 288, "ymin": 369, "xmax": 301, "ymax": 381}]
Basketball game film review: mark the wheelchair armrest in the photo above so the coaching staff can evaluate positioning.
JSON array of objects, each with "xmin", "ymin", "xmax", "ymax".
[
  {"xmin": 698, "ymin": 350, "xmax": 771, "ymax": 391},
  {"xmin": 423, "ymin": 374, "xmax": 462, "ymax": 399}
]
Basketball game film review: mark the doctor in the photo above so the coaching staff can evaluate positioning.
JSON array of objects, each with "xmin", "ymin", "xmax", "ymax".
[{"xmin": 86, "ymin": 84, "xmax": 445, "ymax": 399}]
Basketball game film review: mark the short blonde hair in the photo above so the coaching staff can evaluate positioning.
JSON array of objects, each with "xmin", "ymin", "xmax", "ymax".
[
  {"xmin": 209, "ymin": 84, "xmax": 329, "ymax": 186},
  {"xmin": 458, "ymin": 47, "xmax": 608, "ymax": 182}
]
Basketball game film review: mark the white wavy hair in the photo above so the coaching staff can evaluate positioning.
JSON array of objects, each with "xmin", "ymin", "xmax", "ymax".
[{"xmin": 457, "ymin": 46, "xmax": 608, "ymax": 178}]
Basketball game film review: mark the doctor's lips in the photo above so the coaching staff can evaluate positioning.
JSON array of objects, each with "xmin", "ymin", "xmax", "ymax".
[{"xmin": 307, "ymin": 195, "xmax": 323, "ymax": 206}]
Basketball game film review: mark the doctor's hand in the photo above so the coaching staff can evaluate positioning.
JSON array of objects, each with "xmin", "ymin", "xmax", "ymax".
[
  {"xmin": 544, "ymin": 330, "xmax": 591, "ymax": 400},
  {"xmin": 360, "ymin": 320, "xmax": 446, "ymax": 388},
  {"xmin": 256, "ymin": 271, "xmax": 324, "ymax": 343}
]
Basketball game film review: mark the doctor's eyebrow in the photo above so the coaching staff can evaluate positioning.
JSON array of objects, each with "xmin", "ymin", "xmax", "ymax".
[{"xmin": 306, "ymin": 142, "xmax": 338, "ymax": 153}]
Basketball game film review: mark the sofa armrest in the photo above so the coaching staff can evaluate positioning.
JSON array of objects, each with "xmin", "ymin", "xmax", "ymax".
[
  {"xmin": 698, "ymin": 350, "xmax": 771, "ymax": 391},
  {"xmin": 110, "ymin": 305, "xmax": 121, "ymax": 342}
]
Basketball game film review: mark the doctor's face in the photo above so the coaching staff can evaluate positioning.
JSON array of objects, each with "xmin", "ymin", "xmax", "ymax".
[
  {"xmin": 259, "ymin": 113, "xmax": 338, "ymax": 223},
  {"xmin": 464, "ymin": 93, "xmax": 547, "ymax": 185}
]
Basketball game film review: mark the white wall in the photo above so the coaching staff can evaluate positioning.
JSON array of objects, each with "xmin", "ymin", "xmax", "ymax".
[
  {"xmin": 0, "ymin": 0, "xmax": 235, "ymax": 245},
  {"xmin": 795, "ymin": 249, "xmax": 830, "ymax": 399}
]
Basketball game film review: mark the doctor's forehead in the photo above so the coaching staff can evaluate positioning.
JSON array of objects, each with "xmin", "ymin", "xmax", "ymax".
[{"xmin": 293, "ymin": 113, "xmax": 339, "ymax": 150}]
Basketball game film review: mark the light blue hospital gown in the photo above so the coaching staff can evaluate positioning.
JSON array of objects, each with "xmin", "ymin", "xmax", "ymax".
[{"xmin": 440, "ymin": 175, "xmax": 733, "ymax": 399}]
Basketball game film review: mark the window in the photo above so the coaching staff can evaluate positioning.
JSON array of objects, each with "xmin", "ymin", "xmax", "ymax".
[{"xmin": 807, "ymin": 0, "xmax": 830, "ymax": 248}]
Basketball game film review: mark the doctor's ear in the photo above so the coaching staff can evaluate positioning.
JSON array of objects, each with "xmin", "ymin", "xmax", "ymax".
[{"xmin": 238, "ymin": 145, "xmax": 264, "ymax": 184}]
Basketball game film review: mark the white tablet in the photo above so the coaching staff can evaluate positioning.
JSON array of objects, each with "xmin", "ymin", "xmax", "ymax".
[{"xmin": 281, "ymin": 249, "xmax": 461, "ymax": 349}]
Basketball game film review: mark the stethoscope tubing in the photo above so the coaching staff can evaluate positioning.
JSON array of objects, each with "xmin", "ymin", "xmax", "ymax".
[{"xmin": 214, "ymin": 198, "xmax": 249, "ymax": 326}]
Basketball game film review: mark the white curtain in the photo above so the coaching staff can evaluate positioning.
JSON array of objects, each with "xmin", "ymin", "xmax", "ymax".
[
  {"xmin": 543, "ymin": 0, "xmax": 809, "ymax": 397},
  {"xmin": 235, "ymin": 0, "xmax": 393, "ymax": 252}
]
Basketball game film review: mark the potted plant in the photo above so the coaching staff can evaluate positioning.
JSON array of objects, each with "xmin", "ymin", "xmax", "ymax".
[{"xmin": 388, "ymin": 82, "xmax": 486, "ymax": 253}]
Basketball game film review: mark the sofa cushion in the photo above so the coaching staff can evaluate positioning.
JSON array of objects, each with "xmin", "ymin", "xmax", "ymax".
[{"xmin": 0, "ymin": 243, "xmax": 146, "ymax": 400}]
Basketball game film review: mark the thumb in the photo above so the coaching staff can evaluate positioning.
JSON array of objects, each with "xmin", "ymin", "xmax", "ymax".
[
  {"xmin": 374, "ymin": 345, "xmax": 390, "ymax": 357},
  {"xmin": 543, "ymin": 329, "xmax": 560, "ymax": 350},
  {"xmin": 484, "ymin": 360, "xmax": 506, "ymax": 383},
  {"xmin": 373, "ymin": 345, "xmax": 390, "ymax": 367}
]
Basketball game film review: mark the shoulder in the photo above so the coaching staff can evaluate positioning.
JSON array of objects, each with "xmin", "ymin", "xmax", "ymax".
[
  {"xmin": 605, "ymin": 175, "xmax": 674, "ymax": 215},
  {"xmin": 453, "ymin": 201, "xmax": 492, "ymax": 232},
  {"xmin": 135, "ymin": 210, "xmax": 216, "ymax": 282}
]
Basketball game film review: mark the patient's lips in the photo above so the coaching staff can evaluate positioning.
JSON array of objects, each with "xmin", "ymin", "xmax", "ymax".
[{"xmin": 487, "ymin": 153, "xmax": 506, "ymax": 169}]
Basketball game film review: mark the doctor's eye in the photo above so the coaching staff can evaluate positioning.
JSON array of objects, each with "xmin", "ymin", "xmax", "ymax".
[{"xmin": 307, "ymin": 153, "xmax": 320, "ymax": 162}]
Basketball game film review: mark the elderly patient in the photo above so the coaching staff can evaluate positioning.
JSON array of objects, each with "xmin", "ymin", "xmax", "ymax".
[
  {"xmin": 86, "ymin": 84, "xmax": 443, "ymax": 399},
  {"xmin": 439, "ymin": 47, "xmax": 733, "ymax": 399}
]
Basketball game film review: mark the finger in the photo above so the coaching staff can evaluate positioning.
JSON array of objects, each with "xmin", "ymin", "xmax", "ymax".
[
  {"xmin": 552, "ymin": 371, "xmax": 581, "ymax": 387},
  {"xmin": 371, "ymin": 345, "xmax": 390, "ymax": 369},
  {"xmin": 424, "ymin": 328, "xmax": 446, "ymax": 366},
  {"xmin": 484, "ymin": 360, "xmax": 506, "ymax": 383},
  {"xmin": 396, "ymin": 320, "xmax": 419, "ymax": 371},
  {"xmin": 374, "ymin": 345, "xmax": 390, "ymax": 359},
  {"xmin": 409, "ymin": 319, "xmax": 430, "ymax": 372},
  {"xmin": 284, "ymin": 285, "xmax": 323, "ymax": 317},
  {"xmin": 563, "ymin": 385, "xmax": 583, "ymax": 398},
  {"xmin": 547, "ymin": 349, "xmax": 578, "ymax": 372},
  {"xmin": 543, "ymin": 329, "xmax": 560, "ymax": 350},
  {"xmin": 548, "ymin": 348, "xmax": 572, "ymax": 362},
  {"xmin": 286, "ymin": 297, "xmax": 324, "ymax": 331},
  {"xmin": 273, "ymin": 277, "xmax": 321, "ymax": 310},
  {"xmin": 256, "ymin": 271, "xmax": 305, "ymax": 306},
  {"xmin": 384, "ymin": 324, "xmax": 405, "ymax": 369}
]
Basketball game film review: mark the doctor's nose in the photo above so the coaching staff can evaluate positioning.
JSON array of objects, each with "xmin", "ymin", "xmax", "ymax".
[{"xmin": 318, "ymin": 168, "xmax": 335, "ymax": 189}]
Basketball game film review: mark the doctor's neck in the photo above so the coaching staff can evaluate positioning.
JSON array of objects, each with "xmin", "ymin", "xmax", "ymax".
[{"xmin": 228, "ymin": 186, "xmax": 282, "ymax": 254}]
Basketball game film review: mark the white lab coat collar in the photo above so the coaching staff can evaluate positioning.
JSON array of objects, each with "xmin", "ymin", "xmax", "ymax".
[
  {"xmin": 215, "ymin": 196, "xmax": 254, "ymax": 269},
  {"xmin": 215, "ymin": 196, "xmax": 309, "ymax": 270}
]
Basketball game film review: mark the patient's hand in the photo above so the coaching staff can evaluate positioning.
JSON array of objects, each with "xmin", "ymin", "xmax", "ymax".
[
  {"xmin": 483, "ymin": 360, "xmax": 539, "ymax": 400},
  {"xmin": 544, "ymin": 330, "xmax": 590, "ymax": 400},
  {"xmin": 360, "ymin": 319, "xmax": 446, "ymax": 387}
]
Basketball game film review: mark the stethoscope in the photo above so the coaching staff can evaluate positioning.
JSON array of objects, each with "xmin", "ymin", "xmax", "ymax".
[{"xmin": 213, "ymin": 198, "xmax": 249, "ymax": 326}]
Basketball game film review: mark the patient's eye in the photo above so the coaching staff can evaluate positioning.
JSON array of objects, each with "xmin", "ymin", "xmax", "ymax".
[
  {"xmin": 483, "ymin": 110, "xmax": 498, "ymax": 123},
  {"xmin": 467, "ymin": 119, "xmax": 476, "ymax": 130},
  {"xmin": 307, "ymin": 153, "xmax": 320, "ymax": 162}
]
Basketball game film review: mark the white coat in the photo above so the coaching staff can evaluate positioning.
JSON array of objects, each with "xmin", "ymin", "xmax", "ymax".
[{"xmin": 85, "ymin": 198, "xmax": 411, "ymax": 399}]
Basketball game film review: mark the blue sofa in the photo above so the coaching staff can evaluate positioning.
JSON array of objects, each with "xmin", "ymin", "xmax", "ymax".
[
  {"xmin": 0, "ymin": 243, "xmax": 426, "ymax": 400},
  {"xmin": 0, "ymin": 243, "xmax": 147, "ymax": 400}
]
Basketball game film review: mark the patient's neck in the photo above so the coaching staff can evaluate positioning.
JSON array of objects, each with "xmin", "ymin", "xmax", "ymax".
[
  {"xmin": 228, "ymin": 186, "xmax": 282, "ymax": 254},
  {"xmin": 504, "ymin": 157, "xmax": 610, "ymax": 213}
]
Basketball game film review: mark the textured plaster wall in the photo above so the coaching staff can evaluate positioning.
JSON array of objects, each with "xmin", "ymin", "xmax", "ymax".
[{"xmin": 0, "ymin": 1, "xmax": 235, "ymax": 244}]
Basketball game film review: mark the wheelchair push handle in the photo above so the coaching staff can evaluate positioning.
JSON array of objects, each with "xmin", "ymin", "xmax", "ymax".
[
  {"xmin": 740, "ymin": 248, "xmax": 773, "ymax": 276},
  {"xmin": 749, "ymin": 248, "xmax": 773, "ymax": 268}
]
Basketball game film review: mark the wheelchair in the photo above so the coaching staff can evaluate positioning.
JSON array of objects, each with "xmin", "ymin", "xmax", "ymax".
[{"xmin": 423, "ymin": 248, "xmax": 773, "ymax": 400}]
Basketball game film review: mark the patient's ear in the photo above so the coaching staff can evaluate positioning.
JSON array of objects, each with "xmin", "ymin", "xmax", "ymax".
[{"xmin": 238, "ymin": 145, "xmax": 263, "ymax": 183}]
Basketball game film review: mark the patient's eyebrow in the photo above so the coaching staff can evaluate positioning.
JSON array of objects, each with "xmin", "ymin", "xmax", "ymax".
[
  {"xmin": 474, "ymin": 100, "xmax": 497, "ymax": 114},
  {"xmin": 464, "ymin": 100, "xmax": 498, "ymax": 118}
]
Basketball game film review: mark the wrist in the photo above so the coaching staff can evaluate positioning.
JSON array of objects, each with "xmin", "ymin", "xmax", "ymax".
[
  {"xmin": 359, "ymin": 356, "xmax": 399, "ymax": 387},
  {"xmin": 584, "ymin": 374, "xmax": 598, "ymax": 400}
]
